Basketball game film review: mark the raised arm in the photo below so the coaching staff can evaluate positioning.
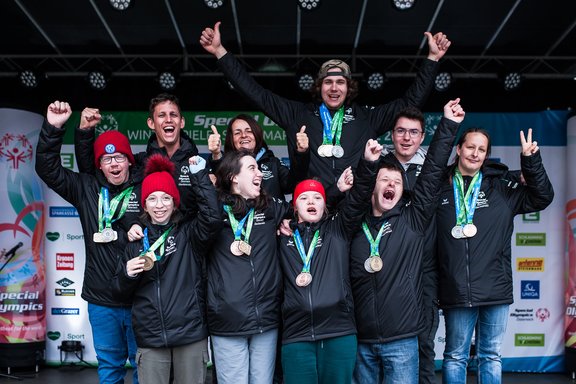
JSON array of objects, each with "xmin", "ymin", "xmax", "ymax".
[{"xmin": 75, "ymin": 107, "xmax": 101, "ymax": 175}]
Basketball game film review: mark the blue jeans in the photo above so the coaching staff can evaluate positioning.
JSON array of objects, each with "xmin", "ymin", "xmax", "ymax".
[
  {"xmin": 353, "ymin": 336, "xmax": 418, "ymax": 384},
  {"xmin": 88, "ymin": 303, "xmax": 138, "ymax": 384},
  {"xmin": 211, "ymin": 329, "xmax": 278, "ymax": 384},
  {"xmin": 442, "ymin": 304, "xmax": 509, "ymax": 384}
]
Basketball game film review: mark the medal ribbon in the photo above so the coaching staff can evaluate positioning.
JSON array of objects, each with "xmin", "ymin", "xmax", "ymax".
[
  {"xmin": 254, "ymin": 147, "xmax": 266, "ymax": 162},
  {"xmin": 97, "ymin": 187, "xmax": 134, "ymax": 232},
  {"xmin": 224, "ymin": 206, "xmax": 254, "ymax": 243},
  {"xmin": 140, "ymin": 226, "xmax": 174, "ymax": 260},
  {"xmin": 452, "ymin": 170, "xmax": 482, "ymax": 226},
  {"xmin": 319, "ymin": 104, "xmax": 344, "ymax": 146},
  {"xmin": 293, "ymin": 229, "xmax": 320, "ymax": 274},
  {"xmin": 362, "ymin": 221, "xmax": 387, "ymax": 257}
]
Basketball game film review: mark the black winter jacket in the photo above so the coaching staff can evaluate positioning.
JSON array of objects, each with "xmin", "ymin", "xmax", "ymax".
[
  {"xmin": 113, "ymin": 170, "xmax": 221, "ymax": 348},
  {"xmin": 436, "ymin": 153, "xmax": 554, "ymax": 308},
  {"xmin": 278, "ymin": 157, "xmax": 378, "ymax": 344},
  {"xmin": 217, "ymin": 52, "xmax": 438, "ymax": 190},
  {"xmin": 207, "ymin": 198, "xmax": 292, "ymax": 336},
  {"xmin": 350, "ymin": 117, "xmax": 459, "ymax": 343},
  {"xmin": 35, "ymin": 120, "xmax": 142, "ymax": 307}
]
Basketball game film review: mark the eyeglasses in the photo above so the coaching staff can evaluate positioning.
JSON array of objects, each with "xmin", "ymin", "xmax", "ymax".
[
  {"xmin": 100, "ymin": 154, "xmax": 127, "ymax": 164},
  {"xmin": 393, "ymin": 128, "xmax": 423, "ymax": 137},
  {"xmin": 145, "ymin": 195, "xmax": 173, "ymax": 205}
]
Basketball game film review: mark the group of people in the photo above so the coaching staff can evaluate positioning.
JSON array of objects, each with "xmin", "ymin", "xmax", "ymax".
[{"xmin": 33, "ymin": 21, "xmax": 554, "ymax": 384}]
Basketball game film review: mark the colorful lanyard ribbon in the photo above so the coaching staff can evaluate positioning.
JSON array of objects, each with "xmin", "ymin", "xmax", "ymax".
[
  {"xmin": 140, "ymin": 226, "xmax": 174, "ymax": 261},
  {"xmin": 97, "ymin": 186, "xmax": 133, "ymax": 232},
  {"xmin": 319, "ymin": 104, "xmax": 344, "ymax": 146},
  {"xmin": 224, "ymin": 206, "xmax": 255, "ymax": 243},
  {"xmin": 293, "ymin": 229, "xmax": 320, "ymax": 273},
  {"xmin": 361, "ymin": 221, "xmax": 387, "ymax": 257},
  {"xmin": 452, "ymin": 170, "xmax": 482, "ymax": 226}
]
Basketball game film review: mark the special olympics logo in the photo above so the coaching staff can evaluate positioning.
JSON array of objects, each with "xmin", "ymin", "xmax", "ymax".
[
  {"xmin": 0, "ymin": 133, "xmax": 33, "ymax": 169},
  {"xmin": 95, "ymin": 114, "xmax": 119, "ymax": 134},
  {"xmin": 535, "ymin": 308, "xmax": 550, "ymax": 322}
]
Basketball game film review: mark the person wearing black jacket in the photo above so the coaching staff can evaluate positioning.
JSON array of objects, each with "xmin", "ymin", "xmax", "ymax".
[
  {"xmin": 113, "ymin": 154, "xmax": 221, "ymax": 384},
  {"xmin": 278, "ymin": 139, "xmax": 381, "ymax": 384},
  {"xmin": 208, "ymin": 150, "xmax": 292, "ymax": 384},
  {"xmin": 350, "ymin": 100, "xmax": 464, "ymax": 384},
  {"xmin": 200, "ymin": 21, "xmax": 450, "ymax": 194},
  {"xmin": 436, "ymin": 127, "xmax": 554, "ymax": 384},
  {"xmin": 207, "ymin": 113, "xmax": 309, "ymax": 199},
  {"xmin": 36, "ymin": 101, "xmax": 141, "ymax": 384}
]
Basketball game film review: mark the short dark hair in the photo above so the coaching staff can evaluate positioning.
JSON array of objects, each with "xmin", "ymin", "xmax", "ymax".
[
  {"xmin": 224, "ymin": 114, "xmax": 267, "ymax": 154},
  {"xmin": 393, "ymin": 106, "xmax": 425, "ymax": 132},
  {"xmin": 148, "ymin": 93, "xmax": 181, "ymax": 118},
  {"xmin": 378, "ymin": 157, "xmax": 405, "ymax": 174}
]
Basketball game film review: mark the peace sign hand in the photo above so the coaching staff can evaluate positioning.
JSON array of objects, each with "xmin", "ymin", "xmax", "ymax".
[{"xmin": 520, "ymin": 128, "xmax": 539, "ymax": 156}]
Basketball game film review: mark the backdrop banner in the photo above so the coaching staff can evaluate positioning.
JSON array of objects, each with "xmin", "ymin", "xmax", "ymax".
[
  {"xmin": 0, "ymin": 108, "xmax": 46, "ymax": 368},
  {"xmin": 41, "ymin": 109, "xmax": 567, "ymax": 372}
]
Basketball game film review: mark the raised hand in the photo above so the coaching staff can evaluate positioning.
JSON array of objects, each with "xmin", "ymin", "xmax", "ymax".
[
  {"xmin": 79, "ymin": 107, "xmax": 101, "ymax": 130},
  {"xmin": 46, "ymin": 101, "xmax": 72, "ymax": 129},
  {"xmin": 296, "ymin": 125, "xmax": 309, "ymax": 153},
  {"xmin": 208, "ymin": 124, "xmax": 222, "ymax": 160},
  {"xmin": 199, "ymin": 21, "xmax": 227, "ymax": 59},
  {"xmin": 520, "ymin": 128, "xmax": 539, "ymax": 156},
  {"xmin": 425, "ymin": 31, "xmax": 451, "ymax": 62},
  {"xmin": 127, "ymin": 224, "xmax": 144, "ymax": 242},
  {"xmin": 126, "ymin": 256, "xmax": 146, "ymax": 277},
  {"xmin": 364, "ymin": 139, "xmax": 383, "ymax": 162},
  {"xmin": 443, "ymin": 98, "xmax": 465, "ymax": 123},
  {"xmin": 337, "ymin": 166, "xmax": 354, "ymax": 193}
]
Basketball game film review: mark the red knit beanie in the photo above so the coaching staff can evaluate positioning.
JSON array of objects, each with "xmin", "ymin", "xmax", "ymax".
[
  {"xmin": 141, "ymin": 154, "xmax": 180, "ymax": 208},
  {"xmin": 293, "ymin": 179, "xmax": 326, "ymax": 206},
  {"xmin": 94, "ymin": 130, "xmax": 135, "ymax": 168}
]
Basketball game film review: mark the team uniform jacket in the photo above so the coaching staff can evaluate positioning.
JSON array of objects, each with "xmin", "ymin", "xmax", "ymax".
[
  {"xmin": 278, "ymin": 157, "xmax": 378, "ymax": 344},
  {"xmin": 436, "ymin": 153, "xmax": 554, "ymax": 309},
  {"xmin": 36, "ymin": 120, "xmax": 142, "ymax": 307},
  {"xmin": 350, "ymin": 117, "xmax": 459, "ymax": 344},
  {"xmin": 217, "ymin": 52, "xmax": 438, "ymax": 189},
  {"xmin": 207, "ymin": 198, "xmax": 292, "ymax": 336},
  {"xmin": 113, "ymin": 170, "xmax": 221, "ymax": 348}
]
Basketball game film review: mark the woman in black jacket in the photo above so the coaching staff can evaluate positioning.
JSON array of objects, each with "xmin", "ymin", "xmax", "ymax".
[
  {"xmin": 436, "ymin": 127, "xmax": 554, "ymax": 384},
  {"xmin": 114, "ymin": 154, "xmax": 221, "ymax": 384}
]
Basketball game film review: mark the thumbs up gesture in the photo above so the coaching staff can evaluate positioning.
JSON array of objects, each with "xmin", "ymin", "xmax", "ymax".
[
  {"xmin": 208, "ymin": 125, "xmax": 222, "ymax": 160},
  {"xmin": 296, "ymin": 125, "xmax": 309, "ymax": 153}
]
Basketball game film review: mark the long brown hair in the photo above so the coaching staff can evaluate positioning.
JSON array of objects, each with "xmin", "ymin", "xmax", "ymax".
[{"xmin": 223, "ymin": 114, "xmax": 267, "ymax": 155}]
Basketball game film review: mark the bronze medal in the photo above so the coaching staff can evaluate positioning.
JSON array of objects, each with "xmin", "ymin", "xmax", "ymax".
[
  {"xmin": 295, "ymin": 272, "xmax": 312, "ymax": 287},
  {"xmin": 238, "ymin": 241, "xmax": 252, "ymax": 256},
  {"xmin": 462, "ymin": 223, "xmax": 477, "ymax": 238},
  {"xmin": 230, "ymin": 240, "xmax": 244, "ymax": 256},
  {"xmin": 141, "ymin": 252, "xmax": 155, "ymax": 271},
  {"xmin": 369, "ymin": 256, "xmax": 383, "ymax": 272}
]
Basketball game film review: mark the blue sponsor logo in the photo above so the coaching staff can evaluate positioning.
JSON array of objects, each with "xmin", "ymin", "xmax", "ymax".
[
  {"xmin": 520, "ymin": 280, "xmax": 540, "ymax": 300},
  {"xmin": 49, "ymin": 206, "xmax": 79, "ymax": 217},
  {"xmin": 51, "ymin": 308, "xmax": 80, "ymax": 315}
]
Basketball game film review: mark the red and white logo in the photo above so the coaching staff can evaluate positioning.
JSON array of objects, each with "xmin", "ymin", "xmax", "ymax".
[{"xmin": 56, "ymin": 253, "xmax": 74, "ymax": 270}]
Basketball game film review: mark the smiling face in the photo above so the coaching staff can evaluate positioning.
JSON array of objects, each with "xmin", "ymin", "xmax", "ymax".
[
  {"xmin": 147, "ymin": 101, "xmax": 185, "ymax": 149},
  {"xmin": 371, "ymin": 167, "xmax": 404, "ymax": 216},
  {"xmin": 231, "ymin": 155, "xmax": 263, "ymax": 199},
  {"xmin": 99, "ymin": 152, "xmax": 131, "ymax": 185},
  {"xmin": 295, "ymin": 191, "xmax": 326, "ymax": 223},
  {"xmin": 144, "ymin": 191, "xmax": 175, "ymax": 225},
  {"xmin": 456, "ymin": 132, "xmax": 489, "ymax": 176},
  {"xmin": 391, "ymin": 117, "xmax": 425, "ymax": 163},
  {"xmin": 231, "ymin": 119, "xmax": 256, "ymax": 153},
  {"xmin": 320, "ymin": 76, "xmax": 348, "ymax": 110}
]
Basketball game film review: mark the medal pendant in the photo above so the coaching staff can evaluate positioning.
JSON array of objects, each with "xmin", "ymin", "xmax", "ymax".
[
  {"xmin": 230, "ymin": 240, "xmax": 244, "ymax": 256},
  {"xmin": 369, "ymin": 256, "xmax": 383, "ymax": 272},
  {"xmin": 101, "ymin": 228, "xmax": 118, "ymax": 243},
  {"xmin": 364, "ymin": 258, "xmax": 375, "ymax": 273},
  {"xmin": 318, "ymin": 145, "xmax": 326, "ymax": 157},
  {"xmin": 462, "ymin": 223, "xmax": 477, "ymax": 238},
  {"xmin": 323, "ymin": 144, "xmax": 334, "ymax": 158},
  {"xmin": 332, "ymin": 145, "xmax": 344, "ymax": 158},
  {"xmin": 295, "ymin": 272, "xmax": 313, "ymax": 287},
  {"xmin": 451, "ymin": 225, "xmax": 464, "ymax": 239},
  {"xmin": 141, "ymin": 253, "xmax": 155, "ymax": 271},
  {"xmin": 93, "ymin": 232, "xmax": 105, "ymax": 243},
  {"xmin": 238, "ymin": 241, "xmax": 252, "ymax": 255}
]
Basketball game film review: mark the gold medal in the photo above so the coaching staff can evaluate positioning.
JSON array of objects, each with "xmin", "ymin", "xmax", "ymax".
[
  {"xmin": 230, "ymin": 240, "xmax": 244, "ymax": 256},
  {"xmin": 369, "ymin": 256, "xmax": 383, "ymax": 272},
  {"xmin": 295, "ymin": 272, "xmax": 312, "ymax": 287},
  {"xmin": 141, "ymin": 252, "xmax": 155, "ymax": 271},
  {"xmin": 238, "ymin": 241, "xmax": 252, "ymax": 255},
  {"xmin": 462, "ymin": 223, "xmax": 477, "ymax": 238}
]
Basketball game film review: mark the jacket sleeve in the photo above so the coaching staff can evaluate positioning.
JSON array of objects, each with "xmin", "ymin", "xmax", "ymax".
[
  {"xmin": 189, "ymin": 170, "xmax": 223, "ymax": 256},
  {"xmin": 217, "ymin": 52, "xmax": 302, "ymax": 136},
  {"xmin": 507, "ymin": 151, "xmax": 554, "ymax": 214},
  {"xmin": 74, "ymin": 126, "xmax": 96, "ymax": 175},
  {"xmin": 35, "ymin": 119, "xmax": 85, "ymax": 206},
  {"xmin": 110, "ymin": 246, "xmax": 141, "ymax": 302},
  {"xmin": 280, "ymin": 149, "xmax": 310, "ymax": 195},
  {"xmin": 337, "ymin": 157, "xmax": 378, "ymax": 238},
  {"xmin": 408, "ymin": 117, "xmax": 460, "ymax": 233},
  {"xmin": 371, "ymin": 59, "xmax": 439, "ymax": 136}
]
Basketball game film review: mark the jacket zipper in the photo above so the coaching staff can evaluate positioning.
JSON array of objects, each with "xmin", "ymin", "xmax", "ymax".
[
  {"xmin": 465, "ymin": 239, "xmax": 472, "ymax": 307},
  {"xmin": 305, "ymin": 225, "xmax": 315, "ymax": 340}
]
